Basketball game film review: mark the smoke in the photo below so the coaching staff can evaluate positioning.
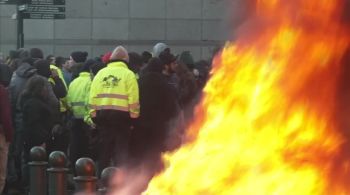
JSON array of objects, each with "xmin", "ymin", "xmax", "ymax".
[{"xmin": 104, "ymin": 166, "xmax": 154, "ymax": 195}]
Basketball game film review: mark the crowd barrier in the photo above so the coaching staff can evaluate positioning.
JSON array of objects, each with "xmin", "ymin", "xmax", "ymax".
[{"xmin": 28, "ymin": 146, "xmax": 117, "ymax": 195}]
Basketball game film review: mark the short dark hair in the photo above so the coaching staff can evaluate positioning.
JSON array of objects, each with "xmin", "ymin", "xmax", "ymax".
[
  {"xmin": 159, "ymin": 50, "xmax": 177, "ymax": 66},
  {"xmin": 128, "ymin": 52, "xmax": 143, "ymax": 73},
  {"xmin": 144, "ymin": 57, "xmax": 163, "ymax": 74},
  {"xmin": 55, "ymin": 56, "xmax": 67, "ymax": 68},
  {"xmin": 91, "ymin": 61, "xmax": 105, "ymax": 76},
  {"xmin": 142, "ymin": 51, "xmax": 152, "ymax": 64}
]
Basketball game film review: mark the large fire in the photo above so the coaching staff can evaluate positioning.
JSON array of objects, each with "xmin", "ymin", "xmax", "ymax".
[{"xmin": 144, "ymin": 0, "xmax": 350, "ymax": 194}]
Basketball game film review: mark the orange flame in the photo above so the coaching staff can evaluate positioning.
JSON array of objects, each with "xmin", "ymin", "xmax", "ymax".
[{"xmin": 145, "ymin": 0, "xmax": 350, "ymax": 194}]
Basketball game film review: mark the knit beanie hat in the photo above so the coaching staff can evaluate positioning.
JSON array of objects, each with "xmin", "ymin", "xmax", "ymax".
[
  {"xmin": 30, "ymin": 48, "xmax": 44, "ymax": 59},
  {"xmin": 179, "ymin": 51, "xmax": 195, "ymax": 70},
  {"xmin": 34, "ymin": 59, "xmax": 51, "ymax": 78},
  {"xmin": 110, "ymin": 46, "xmax": 129, "ymax": 62},
  {"xmin": 71, "ymin": 51, "xmax": 88, "ymax": 63}
]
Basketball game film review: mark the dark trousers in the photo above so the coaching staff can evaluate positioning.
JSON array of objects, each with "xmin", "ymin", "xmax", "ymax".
[
  {"xmin": 6, "ymin": 130, "xmax": 23, "ymax": 184},
  {"xmin": 69, "ymin": 119, "xmax": 90, "ymax": 169},
  {"xmin": 97, "ymin": 121, "xmax": 130, "ymax": 175}
]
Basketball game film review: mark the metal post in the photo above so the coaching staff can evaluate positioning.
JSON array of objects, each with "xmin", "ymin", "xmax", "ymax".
[
  {"xmin": 74, "ymin": 158, "xmax": 97, "ymax": 194},
  {"xmin": 47, "ymin": 151, "xmax": 68, "ymax": 195},
  {"xmin": 16, "ymin": 1, "xmax": 24, "ymax": 49},
  {"xmin": 98, "ymin": 167, "xmax": 117, "ymax": 195},
  {"xmin": 29, "ymin": 146, "xmax": 48, "ymax": 195}
]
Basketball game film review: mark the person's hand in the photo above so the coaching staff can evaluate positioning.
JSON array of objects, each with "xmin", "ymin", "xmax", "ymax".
[{"xmin": 51, "ymin": 69, "xmax": 59, "ymax": 79}]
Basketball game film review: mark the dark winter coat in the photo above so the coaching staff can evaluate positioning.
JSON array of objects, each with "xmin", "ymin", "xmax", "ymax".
[
  {"xmin": 8, "ymin": 63, "xmax": 36, "ymax": 114},
  {"xmin": 9, "ymin": 64, "xmax": 59, "ymax": 137},
  {"xmin": 20, "ymin": 94, "xmax": 53, "ymax": 146},
  {"xmin": 177, "ymin": 71, "xmax": 197, "ymax": 108},
  {"xmin": 0, "ymin": 63, "xmax": 13, "ymax": 87},
  {"xmin": 0, "ymin": 84, "xmax": 14, "ymax": 142},
  {"xmin": 129, "ymin": 72, "xmax": 181, "ymax": 162},
  {"xmin": 51, "ymin": 77, "xmax": 67, "ymax": 99}
]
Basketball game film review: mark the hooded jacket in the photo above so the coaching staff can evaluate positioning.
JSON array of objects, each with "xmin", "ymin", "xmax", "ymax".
[
  {"xmin": 8, "ymin": 63, "xmax": 36, "ymax": 113},
  {"xmin": 9, "ymin": 63, "xmax": 59, "ymax": 130}
]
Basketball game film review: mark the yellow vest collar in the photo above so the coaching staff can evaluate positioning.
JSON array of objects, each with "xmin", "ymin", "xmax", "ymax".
[
  {"xmin": 108, "ymin": 61, "xmax": 128, "ymax": 69},
  {"xmin": 79, "ymin": 72, "xmax": 91, "ymax": 77}
]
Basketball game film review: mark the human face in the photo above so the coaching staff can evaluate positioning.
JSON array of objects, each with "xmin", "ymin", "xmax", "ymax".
[
  {"xmin": 170, "ymin": 61, "xmax": 178, "ymax": 72},
  {"xmin": 69, "ymin": 56, "xmax": 75, "ymax": 66},
  {"xmin": 49, "ymin": 57, "xmax": 56, "ymax": 64},
  {"xmin": 63, "ymin": 59, "xmax": 72, "ymax": 70}
]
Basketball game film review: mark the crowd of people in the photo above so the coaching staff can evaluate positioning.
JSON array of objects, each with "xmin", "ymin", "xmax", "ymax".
[{"xmin": 0, "ymin": 43, "xmax": 212, "ymax": 194}]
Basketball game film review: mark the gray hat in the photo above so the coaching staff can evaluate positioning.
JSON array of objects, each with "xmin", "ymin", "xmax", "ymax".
[{"xmin": 152, "ymin": 43, "xmax": 168, "ymax": 57}]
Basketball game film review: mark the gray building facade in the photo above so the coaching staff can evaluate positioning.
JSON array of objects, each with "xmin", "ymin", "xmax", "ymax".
[{"xmin": 0, "ymin": 0, "xmax": 231, "ymax": 60}]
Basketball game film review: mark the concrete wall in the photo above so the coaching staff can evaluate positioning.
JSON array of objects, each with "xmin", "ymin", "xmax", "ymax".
[{"xmin": 0, "ymin": 0, "xmax": 231, "ymax": 61}]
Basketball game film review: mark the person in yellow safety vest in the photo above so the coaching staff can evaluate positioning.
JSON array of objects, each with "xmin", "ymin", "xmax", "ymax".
[
  {"xmin": 89, "ymin": 46, "xmax": 139, "ymax": 173},
  {"xmin": 67, "ymin": 59, "xmax": 105, "ymax": 168},
  {"xmin": 49, "ymin": 64, "xmax": 68, "ymax": 112}
]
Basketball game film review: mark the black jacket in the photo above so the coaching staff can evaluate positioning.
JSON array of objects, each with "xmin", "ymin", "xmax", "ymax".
[
  {"xmin": 9, "ymin": 63, "xmax": 36, "ymax": 113},
  {"xmin": 51, "ymin": 77, "xmax": 67, "ymax": 98},
  {"xmin": 130, "ymin": 72, "xmax": 181, "ymax": 159},
  {"xmin": 20, "ymin": 94, "xmax": 53, "ymax": 146}
]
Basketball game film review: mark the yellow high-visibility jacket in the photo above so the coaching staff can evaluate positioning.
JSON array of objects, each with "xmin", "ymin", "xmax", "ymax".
[
  {"xmin": 89, "ymin": 61, "xmax": 140, "ymax": 119},
  {"xmin": 67, "ymin": 72, "xmax": 93, "ymax": 125},
  {"xmin": 49, "ymin": 65, "xmax": 67, "ymax": 88},
  {"xmin": 49, "ymin": 65, "xmax": 68, "ymax": 112}
]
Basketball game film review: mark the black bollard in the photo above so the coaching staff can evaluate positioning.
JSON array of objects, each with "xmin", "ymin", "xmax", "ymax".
[
  {"xmin": 29, "ymin": 146, "xmax": 48, "ymax": 195},
  {"xmin": 47, "ymin": 151, "xmax": 68, "ymax": 195},
  {"xmin": 98, "ymin": 167, "xmax": 118, "ymax": 195},
  {"xmin": 74, "ymin": 158, "xmax": 97, "ymax": 194}
]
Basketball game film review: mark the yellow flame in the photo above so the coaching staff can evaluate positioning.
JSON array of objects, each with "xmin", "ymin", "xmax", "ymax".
[{"xmin": 145, "ymin": 0, "xmax": 350, "ymax": 194}]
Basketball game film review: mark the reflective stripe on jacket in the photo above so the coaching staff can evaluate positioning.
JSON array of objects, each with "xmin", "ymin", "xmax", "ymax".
[
  {"xmin": 89, "ymin": 61, "xmax": 140, "ymax": 118},
  {"xmin": 67, "ymin": 72, "xmax": 93, "ymax": 125}
]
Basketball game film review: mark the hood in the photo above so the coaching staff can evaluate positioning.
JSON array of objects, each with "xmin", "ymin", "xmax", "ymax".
[
  {"xmin": 152, "ymin": 43, "xmax": 168, "ymax": 57},
  {"xmin": 15, "ymin": 62, "xmax": 36, "ymax": 78}
]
